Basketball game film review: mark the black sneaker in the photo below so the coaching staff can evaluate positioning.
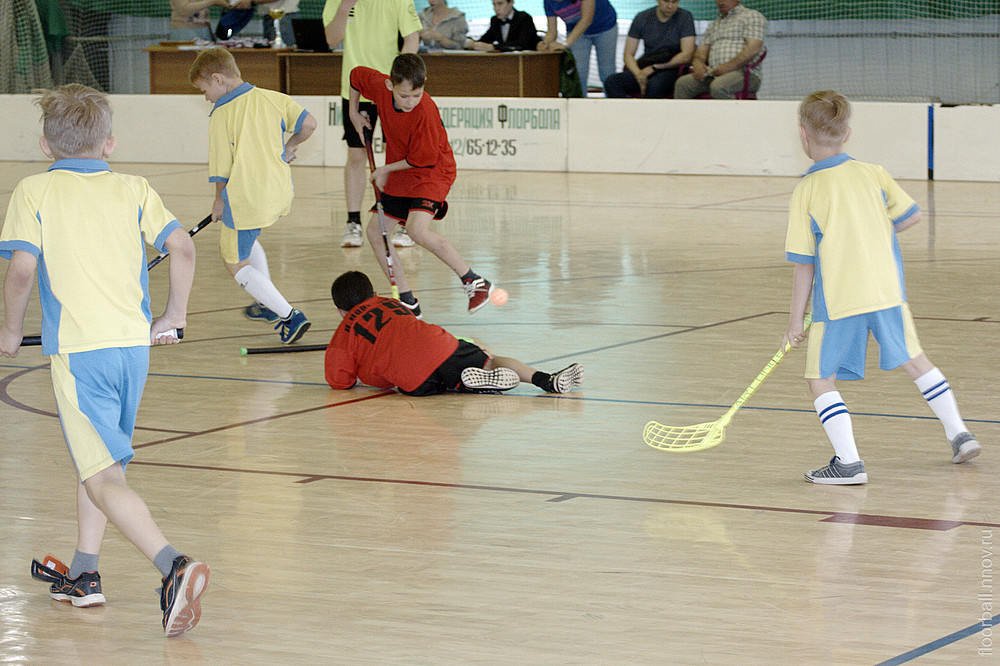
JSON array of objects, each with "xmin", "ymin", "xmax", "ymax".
[
  {"xmin": 399, "ymin": 298, "xmax": 422, "ymax": 320},
  {"xmin": 160, "ymin": 555, "xmax": 211, "ymax": 637},
  {"xmin": 31, "ymin": 555, "xmax": 105, "ymax": 608},
  {"xmin": 548, "ymin": 364, "xmax": 584, "ymax": 393}
]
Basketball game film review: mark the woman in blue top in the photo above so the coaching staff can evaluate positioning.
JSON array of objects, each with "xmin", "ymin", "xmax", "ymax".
[{"xmin": 539, "ymin": 0, "xmax": 618, "ymax": 95}]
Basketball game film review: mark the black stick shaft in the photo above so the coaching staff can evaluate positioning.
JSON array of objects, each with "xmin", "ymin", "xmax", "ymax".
[{"xmin": 241, "ymin": 344, "xmax": 327, "ymax": 355}]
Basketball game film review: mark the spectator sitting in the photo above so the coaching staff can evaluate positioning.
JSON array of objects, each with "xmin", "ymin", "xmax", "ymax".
[
  {"xmin": 604, "ymin": 0, "xmax": 695, "ymax": 98},
  {"xmin": 419, "ymin": 0, "xmax": 469, "ymax": 50},
  {"xmin": 170, "ymin": 0, "xmax": 232, "ymax": 41},
  {"xmin": 673, "ymin": 0, "xmax": 766, "ymax": 99},
  {"xmin": 466, "ymin": 0, "xmax": 540, "ymax": 52}
]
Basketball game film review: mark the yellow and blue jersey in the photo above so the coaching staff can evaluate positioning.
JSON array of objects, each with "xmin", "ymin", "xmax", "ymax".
[
  {"xmin": 0, "ymin": 159, "xmax": 182, "ymax": 355},
  {"xmin": 208, "ymin": 83, "xmax": 308, "ymax": 230},
  {"xmin": 785, "ymin": 153, "xmax": 919, "ymax": 322},
  {"xmin": 322, "ymin": 0, "xmax": 422, "ymax": 100}
]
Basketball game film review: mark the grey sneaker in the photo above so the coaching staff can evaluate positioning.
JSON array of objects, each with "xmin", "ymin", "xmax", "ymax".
[
  {"xmin": 391, "ymin": 227, "xmax": 415, "ymax": 247},
  {"xmin": 460, "ymin": 367, "xmax": 520, "ymax": 393},
  {"xmin": 341, "ymin": 222, "xmax": 363, "ymax": 248},
  {"xmin": 805, "ymin": 456, "xmax": 868, "ymax": 485},
  {"xmin": 949, "ymin": 432, "xmax": 981, "ymax": 464}
]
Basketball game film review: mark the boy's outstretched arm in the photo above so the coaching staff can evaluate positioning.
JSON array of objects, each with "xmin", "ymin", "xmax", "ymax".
[
  {"xmin": 284, "ymin": 113, "xmax": 317, "ymax": 162},
  {"xmin": 0, "ymin": 250, "xmax": 36, "ymax": 357},
  {"xmin": 893, "ymin": 209, "xmax": 920, "ymax": 233},
  {"xmin": 150, "ymin": 227, "xmax": 196, "ymax": 345},
  {"xmin": 784, "ymin": 261, "xmax": 814, "ymax": 349}
]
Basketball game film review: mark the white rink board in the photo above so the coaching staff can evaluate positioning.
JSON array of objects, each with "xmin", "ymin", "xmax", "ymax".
[
  {"xmin": 567, "ymin": 99, "xmax": 929, "ymax": 180},
  {"xmin": 322, "ymin": 97, "xmax": 568, "ymax": 172},
  {"xmin": 933, "ymin": 104, "xmax": 1000, "ymax": 181}
]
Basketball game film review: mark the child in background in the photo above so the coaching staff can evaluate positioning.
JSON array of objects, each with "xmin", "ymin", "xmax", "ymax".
[
  {"xmin": 349, "ymin": 53, "xmax": 495, "ymax": 318},
  {"xmin": 0, "ymin": 84, "xmax": 209, "ymax": 636},
  {"xmin": 189, "ymin": 47, "xmax": 318, "ymax": 343},
  {"xmin": 784, "ymin": 90, "xmax": 981, "ymax": 485}
]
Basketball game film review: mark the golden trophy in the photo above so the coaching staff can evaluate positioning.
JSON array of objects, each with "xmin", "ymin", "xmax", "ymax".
[{"xmin": 268, "ymin": 8, "xmax": 286, "ymax": 49}]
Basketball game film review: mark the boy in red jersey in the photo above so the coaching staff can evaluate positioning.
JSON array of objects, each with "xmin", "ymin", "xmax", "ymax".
[
  {"xmin": 325, "ymin": 271, "xmax": 583, "ymax": 395},
  {"xmin": 348, "ymin": 53, "xmax": 494, "ymax": 317}
]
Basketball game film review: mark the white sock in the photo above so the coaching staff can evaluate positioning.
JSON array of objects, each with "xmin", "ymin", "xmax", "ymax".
[
  {"xmin": 815, "ymin": 391, "xmax": 861, "ymax": 464},
  {"xmin": 234, "ymin": 266, "xmax": 293, "ymax": 319},
  {"xmin": 247, "ymin": 240, "xmax": 271, "ymax": 281},
  {"xmin": 914, "ymin": 368, "xmax": 967, "ymax": 440}
]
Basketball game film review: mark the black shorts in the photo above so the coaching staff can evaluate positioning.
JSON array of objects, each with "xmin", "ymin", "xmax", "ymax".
[
  {"xmin": 400, "ymin": 340, "xmax": 488, "ymax": 396},
  {"xmin": 342, "ymin": 99, "xmax": 378, "ymax": 148},
  {"xmin": 373, "ymin": 192, "xmax": 449, "ymax": 223}
]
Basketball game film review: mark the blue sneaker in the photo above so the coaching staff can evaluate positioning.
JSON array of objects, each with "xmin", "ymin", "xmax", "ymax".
[
  {"xmin": 244, "ymin": 302, "xmax": 280, "ymax": 323},
  {"xmin": 275, "ymin": 308, "xmax": 310, "ymax": 344}
]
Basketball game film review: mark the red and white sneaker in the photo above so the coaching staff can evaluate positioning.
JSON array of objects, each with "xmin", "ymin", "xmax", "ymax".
[{"xmin": 464, "ymin": 277, "xmax": 494, "ymax": 314}]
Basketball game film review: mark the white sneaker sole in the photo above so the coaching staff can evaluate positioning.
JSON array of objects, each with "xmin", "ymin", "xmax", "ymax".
[
  {"xmin": 804, "ymin": 472, "xmax": 868, "ymax": 485},
  {"xmin": 552, "ymin": 364, "xmax": 584, "ymax": 393},
  {"xmin": 952, "ymin": 441, "xmax": 981, "ymax": 464},
  {"xmin": 460, "ymin": 367, "xmax": 519, "ymax": 391},
  {"xmin": 164, "ymin": 562, "xmax": 211, "ymax": 638}
]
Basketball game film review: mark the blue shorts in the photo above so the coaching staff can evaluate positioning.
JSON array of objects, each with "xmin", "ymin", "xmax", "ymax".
[
  {"xmin": 805, "ymin": 304, "xmax": 923, "ymax": 381},
  {"xmin": 50, "ymin": 347, "xmax": 149, "ymax": 481},
  {"xmin": 220, "ymin": 225, "xmax": 261, "ymax": 264}
]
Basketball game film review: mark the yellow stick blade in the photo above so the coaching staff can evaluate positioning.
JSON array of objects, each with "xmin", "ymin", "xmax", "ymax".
[{"xmin": 642, "ymin": 420, "xmax": 727, "ymax": 452}]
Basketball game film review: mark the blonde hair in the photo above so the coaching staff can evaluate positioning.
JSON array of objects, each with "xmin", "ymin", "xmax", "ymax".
[
  {"xmin": 35, "ymin": 84, "xmax": 112, "ymax": 159},
  {"xmin": 799, "ymin": 90, "xmax": 851, "ymax": 144},
  {"xmin": 189, "ymin": 47, "xmax": 241, "ymax": 85}
]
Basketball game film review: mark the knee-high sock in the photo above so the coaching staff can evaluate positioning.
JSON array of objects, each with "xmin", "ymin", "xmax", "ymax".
[
  {"xmin": 247, "ymin": 240, "xmax": 270, "ymax": 280},
  {"xmin": 914, "ymin": 368, "xmax": 967, "ymax": 440},
  {"xmin": 234, "ymin": 266, "xmax": 292, "ymax": 319},
  {"xmin": 815, "ymin": 391, "xmax": 860, "ymax": 464}
]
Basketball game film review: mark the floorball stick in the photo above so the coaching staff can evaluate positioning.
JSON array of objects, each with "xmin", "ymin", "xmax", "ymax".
[
  {"xmin": 20, "ymin": 214, "xmax": 212, "ymax": 347},
  {"xmin": 364, "ymin": 141, "xmax": 400, "ymax": 300},
  {"xmin": 643, "ymin": 314, "xmax": 812, "ymax": 453},
  {"xmin": 240, "ymin": 343, "xmax": 327, "ymax": 355}
]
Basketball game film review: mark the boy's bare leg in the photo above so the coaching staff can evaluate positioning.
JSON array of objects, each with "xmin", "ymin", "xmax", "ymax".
[
  {"xmin": 489, "ymin": 355, "xmax": 535, "ymax": 382},
  {"xmin": 899, "ymin": 352, "xmax": 934, "ymax": 379},
  {"xmin": 344, "ymin": 147, "xmax": 367, "ymax": 217},
  {"xmin": 82, "ymin": 464, "xmax": 169, "ymax": 563},
  {"xmin": 76, "ymin": 481, "xmax": 108, "ymax": 555},
  {"xmin": 405, "ymin": 210, "xmax": 470, "ymax": 277},
  {"xmin": 365, "ymin": 213, "xmax": 411, "ymax": 293}
]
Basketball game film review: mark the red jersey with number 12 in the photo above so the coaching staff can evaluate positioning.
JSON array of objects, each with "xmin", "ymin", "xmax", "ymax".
[
  {"xmin": 350, "ymin": 66, "xmax": 456, "ymax": 201},
  {"xmin": 325, "ymin": 296, "xmax": 459, "ymax": 392}
]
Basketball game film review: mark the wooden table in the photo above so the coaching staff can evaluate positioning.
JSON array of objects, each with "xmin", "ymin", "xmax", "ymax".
[
  {"xmin": 281, "ymin": 51, "xmax": 561, "ymax": 98},
  {"xmin": 147, "ymin": 46, "xmax": 561, "ymax": 97},
  {"xmin": 146, "ymin": 45, "xmax": 288, "ymax": 94}
]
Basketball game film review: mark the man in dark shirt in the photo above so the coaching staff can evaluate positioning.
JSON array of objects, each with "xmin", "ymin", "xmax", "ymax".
[{"xmin": 466, "ymin": 0, "xmax": 540, "ymax": 52}]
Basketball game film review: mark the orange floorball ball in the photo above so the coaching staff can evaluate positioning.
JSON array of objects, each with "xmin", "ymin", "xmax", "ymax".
[{"xmin": 490, "ymin": 288, "xmax": 508, "ymax": 306}]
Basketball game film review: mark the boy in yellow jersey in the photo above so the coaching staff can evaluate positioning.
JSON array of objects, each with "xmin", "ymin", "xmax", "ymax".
[
  {"xmin": 783, "ymin": 90, "xmax": 981, "ymax": 485},
  {"xmin": 0, "ymin": 84, "xmax": 209, "ymax": 636},
  {"xmin": 189, "ymin": 47, "xmax": 318, "ymax": 343}
]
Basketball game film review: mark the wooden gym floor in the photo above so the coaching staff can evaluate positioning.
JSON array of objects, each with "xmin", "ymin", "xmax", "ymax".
[{"xmin": 0, "ymin": 161, "xmax": 997, "ymax": 664}]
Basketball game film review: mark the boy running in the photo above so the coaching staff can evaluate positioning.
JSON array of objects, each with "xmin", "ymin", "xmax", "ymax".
[
  {"xmin": 189, "ymin": 47, "xmax": 318, "ymax": 343},
  {"xmin": 0, "ymin": 84, "xmax": 209, "ymax": 636},
  {"xmin": 349, "ymin": 53, "xmax": 495, "ymax": 318}
]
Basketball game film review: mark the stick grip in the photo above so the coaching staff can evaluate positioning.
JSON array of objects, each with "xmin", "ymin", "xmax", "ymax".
[{"xmin": 240, "ymin": 343, "xmax": 327, "ymax": 355}]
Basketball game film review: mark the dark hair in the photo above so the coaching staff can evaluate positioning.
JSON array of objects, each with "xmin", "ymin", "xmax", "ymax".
[
  {"xmin": 390, "ymin": 53, "xmax": 427, "ymax": 88},
  {"xmin": 332, "ymin": 271, "xmax": 375, "ymax": 311}
]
